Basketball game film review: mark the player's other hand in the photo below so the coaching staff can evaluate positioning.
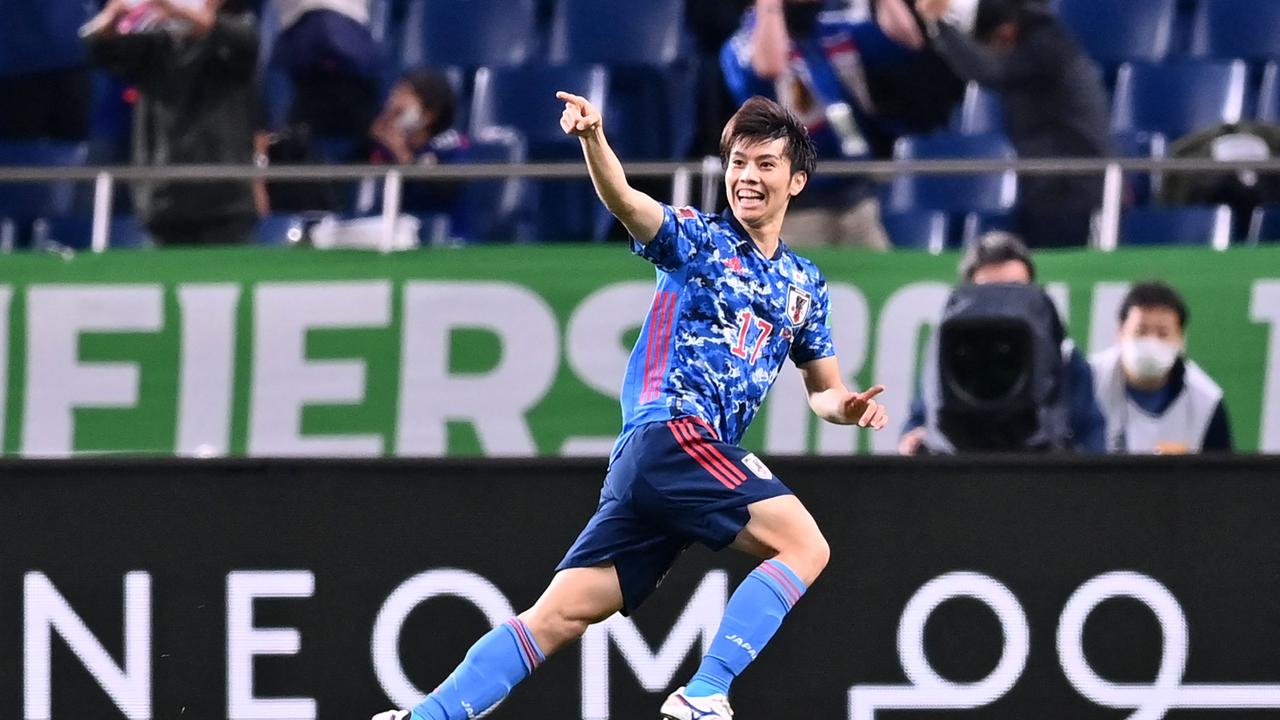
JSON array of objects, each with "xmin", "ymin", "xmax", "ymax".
[
  {"xmin": 556, "ymin": 91, "xmax": 602, "ymax": 138},
  {"xmin": 844, "ymin": 385, "xmax": 889, "ymax": 430}
]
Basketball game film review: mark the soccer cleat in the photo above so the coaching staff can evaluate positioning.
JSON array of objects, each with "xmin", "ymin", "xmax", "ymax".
[
  {"xmin": 660, "ymin": 686, "xmax": 734, "ymax": 719},
  {"xmin": 370, "ymin": 711, "xmax": 409, "ymax": 720}
]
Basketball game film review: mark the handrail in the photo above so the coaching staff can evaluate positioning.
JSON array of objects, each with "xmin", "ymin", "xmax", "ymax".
[{"xmin": 0, "ymin": 156, "xmax": 1278, "ymax": 182}]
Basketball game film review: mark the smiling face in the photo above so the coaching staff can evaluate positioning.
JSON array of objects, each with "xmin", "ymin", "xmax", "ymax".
[{"xmin": 724, "ymin": 137, "xmax": 808, "ymax": 227}]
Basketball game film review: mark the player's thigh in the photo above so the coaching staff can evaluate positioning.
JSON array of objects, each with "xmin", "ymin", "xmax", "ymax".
[
  {"xmin": 520, "ymin": 564, "xmax": 624, "ymax": 651},
  {"xmin": 730, "ymin": 494, "xmax": 830, "ymax": 584}
]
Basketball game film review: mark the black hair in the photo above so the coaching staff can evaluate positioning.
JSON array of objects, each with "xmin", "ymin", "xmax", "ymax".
[
  {"xmin": 219, "ymin": 0, "xmax": 253, "ymax": 14},
  {"xmin": 400, "ymin": 68, "xmax": 457, "ymax": 137},
  {"xmin": 959, "ymin": 231, "xmax": 1036, "ymax": 282},
  {"xmin": 719, "ymin": 96, "xmax": 818, "ymax": 177},
  {"xmin": 1119, "ymin": 281, "xmax": 1189, "ymax": 329},
  {"xmin": 974, "ymin": 0, "xmax": 1024, "ymax": 41}
]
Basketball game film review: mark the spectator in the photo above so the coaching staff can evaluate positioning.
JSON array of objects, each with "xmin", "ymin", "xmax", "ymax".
[
  {"xmin": 916, "ymin": 0, "xmax": 1112, "ymax": 248},
  {"xmin": 899, "ymin": 231, "xmax": 1106, "ymax": 454},
  {"xmin": 721, "ymin": 0, "xmax": 963, "ymax": 249},
  {"xmin": 1090, "ymin": 282, "xmax": 1233, "ymax": 454},
  {"xmin": 355, "ymin": 68, "xmax": 471, "ymax": 227},
  {"xmin": 84, "ymin": 0, "xmax": 260, "ymax": 246},
  {"xmin": 269, "ymin": 0, "xmax": 380, "ymax": 140},
  {"xmin": 687, "ymin": 0, "xmax": 753, "ymax": 157},
  {"xmin": 0, "ymin": 0, "xmax": 93, "ymax": 140}
]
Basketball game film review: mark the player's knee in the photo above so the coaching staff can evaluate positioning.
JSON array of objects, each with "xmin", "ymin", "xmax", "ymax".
[
  {"xmin": 523, "ymin": 606, "xmax": 592, "ymax": 650},
  {"xmin": 805, "ymin": 532, "xmax": 831, "ymax": 580}
]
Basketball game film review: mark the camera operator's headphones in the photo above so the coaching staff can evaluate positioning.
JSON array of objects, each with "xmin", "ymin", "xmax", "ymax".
[{"xmin": 959, "ymin": 231, "xmax": 1037, "ymax": 283}]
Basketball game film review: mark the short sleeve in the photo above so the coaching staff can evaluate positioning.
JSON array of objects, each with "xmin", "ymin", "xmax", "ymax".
[
  {"xmin": 790, "ymin": 274, "xmax": 835, "ymax": 365},
  {"xmin": 631, "ymin": 204, "xmax": 709, "ymax": 273}
]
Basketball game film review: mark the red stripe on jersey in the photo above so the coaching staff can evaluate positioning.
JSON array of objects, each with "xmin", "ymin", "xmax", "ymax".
[
  {"xmin": 650, "ymin": 292, "xmax": 677, "ymax": 398},
  {"xmin": 642, "ymin": 292, "xmax": 677, "ymax": 402},
  {"xmin": 683, "ymin": 419, "xmax": 746, "ymax": 484},
  {"xmin": 640, "ymin": 294, "xmax": 663, "ymax": 402},
  {"xmin": 668, "ymin": 420, "xmax": 738, "ymax": 489},
  {"xmin": 675, "ymin": 419, "xmax": 746, "ymax": 487}
]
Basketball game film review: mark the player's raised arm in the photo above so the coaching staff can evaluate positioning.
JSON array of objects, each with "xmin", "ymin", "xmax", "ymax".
[
  {"xmin": 797, "ymin": 357, "xmax": 890, "ymax": 430},
  {"xmin": 556, "ymin": 91, "xmax": 665, "ymax": 244}
]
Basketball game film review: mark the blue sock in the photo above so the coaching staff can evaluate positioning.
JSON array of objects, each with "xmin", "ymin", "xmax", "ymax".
[
  {"xmin": 410, "ymin": 618, "xmax": 545, "ymax": 720},
  {"xmin": 684, "ymin": 559, "xmax": 807, "ymax": 698}
]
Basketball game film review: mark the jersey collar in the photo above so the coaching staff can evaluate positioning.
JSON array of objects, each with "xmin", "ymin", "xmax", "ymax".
[{"xmin": 722, "ymin": 209, "xmax": 788, "ymax": 262}]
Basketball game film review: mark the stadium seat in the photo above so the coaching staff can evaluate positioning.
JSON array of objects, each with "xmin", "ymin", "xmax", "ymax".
[
  {"xmin": 887, "ymin": 133, "xmax": 1017, "ymax": 213},
  {"xmin": 454, "ymin": 127, "xmax": 530, "ymax": 243},
  {"xmin": 1112, "ymin": 60, "xmax": 1247, "ymax": 141},
  {"xmin": 950, "ymin": 83, "xmax": 1004, "ymax": 136},
  {"xmin": 881, "ymin": 210, "xmax": 950, "ymax": 252},
  {"xmin": 0, "ymin": 141, "xmax": 89, "ymax": 220},
  {"xmin": 1248, "ymin": 206, "xmax": 1280, "ymax": 244},
  {"xmin": 1190, "ymin": 0, "xmax": 1280, "ymax": 63},
  {"xmin": 32, "ymin": 215, "xmax": 150, "ymax": 251},
  {"xmin": 1056, "ymin": 0, "xmax": 1175, "ymax": 66},
  {"xmin": 470, "ymin": 64, "xmax": 608, "ymax": 159},
  {"xmin": 548, "ymin": 0, "xmax": 684, "ymax": 66},
  {"xmin": 548, "ymin": 0, "xmax": 694, "ymax": 159},
  {"xmin": 0, "ymin": 216, "xmax": 15, "ymax": 252},
  {"xmin": 1258, "ymin": 62, "xmax": 1280, "ymax": 122},
  {"xmin": 256, "ymin": 214, "xmax": 309, "ymax": 246},
  {"xmin": 1119, "ymin": 205, "xmax": 1233, "ymax": 249},
  {"xmin": 410, "ymin": 0, "xmax": 538, "ymax": 69}
]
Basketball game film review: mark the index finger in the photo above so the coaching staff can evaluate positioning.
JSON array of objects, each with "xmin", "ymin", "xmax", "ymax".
[
  {"xmin": 857, "ymin": 384, "xmax": 886, "ymax": 400},
  {"xmin": 555, "ymin": 91, "xmax": 589, "ymax": 110}
]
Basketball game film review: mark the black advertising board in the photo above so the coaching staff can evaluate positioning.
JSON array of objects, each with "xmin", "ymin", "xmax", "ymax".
[{"xmin": 2, "ymin": 456, "xmax": 1279, "ymax": 719}]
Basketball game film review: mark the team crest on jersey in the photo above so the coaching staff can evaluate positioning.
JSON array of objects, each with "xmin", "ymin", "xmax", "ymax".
[
  {"xmin": 676, "ymin": 206, "xmax": 698, "ymax": 220},
  {"xmin": 742, "ymin": 453, "xmax": 772, "ymax": 480},
  {"xmin": 786, "ymin": 285, "xmax": 812, "ymax": 326}
]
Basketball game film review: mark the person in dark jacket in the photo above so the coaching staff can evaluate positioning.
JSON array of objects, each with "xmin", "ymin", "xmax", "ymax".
[
  {"xmin": 916, "ymin": 0, "xmax": 1112, "ymax": 248},
  {"xmin": 899, "ymin": 231, "xmax": 1107, "ymax": 454},
  {"xmin": 84, "ymin": 0, "xmax": 259, "ymax": 245}
]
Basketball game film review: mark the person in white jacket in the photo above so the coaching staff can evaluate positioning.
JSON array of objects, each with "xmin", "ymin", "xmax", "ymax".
[{"xmin": 1090, "ymin": 281, "xmax": 1233, "ymax": 454}]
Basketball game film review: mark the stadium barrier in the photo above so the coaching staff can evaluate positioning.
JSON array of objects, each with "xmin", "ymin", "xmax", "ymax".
[
  {"xmin": 3, "ymin": 156, "xmax": 1280, "ymax": 251},
  {"xmin": 3, "ymin": 455, "xmax": 1279, "ymax": 720},
  {"xmin": 0, "ymin": 245, "xmax": 1277, "ymax": 456}
]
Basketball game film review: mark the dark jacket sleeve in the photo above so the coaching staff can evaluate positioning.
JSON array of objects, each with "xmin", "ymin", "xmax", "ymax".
[
  {"xmin": 928, "ymin": 20, "xmax": 1059, "ymax": 92},
  {"xmin": 207, "ymin": 12, "xmax": 260, "ymax": 78},
  {"xmin": 1066, "ymin": 348, "xmax": 1107, "ymax": 453},
  {"xmin": 85, "ymin": 30, "xmax": 169, "ymax": 80},
  {"xmin": 1201, "ymin": 400, "xmax": 1234, "ymax": 452}
]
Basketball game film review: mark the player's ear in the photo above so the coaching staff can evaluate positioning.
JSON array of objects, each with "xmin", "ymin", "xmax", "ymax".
[{"xmin": 788, "ymin": 170, "xmax": 808, "ymax": 197}]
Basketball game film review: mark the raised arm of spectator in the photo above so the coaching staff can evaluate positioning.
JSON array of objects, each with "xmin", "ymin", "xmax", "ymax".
[
  {"xmin": 916, "ymin": 0, "xmax": 1009, "ymax": 88},
  {"xmin": 557, "ymin": 91, "xmax": 664, "ymax": 244},
  {"xmin": 748, "ymin": 0, "xmax": 790, "ymax": 79},
  {"xmin": 82, "ymin": 0, "xmax": 168, "ymax": 77}
]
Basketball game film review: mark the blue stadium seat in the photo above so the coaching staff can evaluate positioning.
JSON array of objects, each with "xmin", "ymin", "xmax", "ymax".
[
  {"xmin": 1258, "ymin": 61, "xmax": 1280, "ymax": 122},
  {"xmin": 410, "ymin": 0, "xmax": 538, "ymax": 69},
  {"xmin": 1248, "ymin": 206, "xmax": 1280, "ymax": 244},
  {"xmin": 33, "ymin": 215, "xmax": 150, "ymax": 251},
  {"xmin": 256, "ymin": 214, "xmax": 309, "ymax": 246},
  {"xmin": 548, "ymin": 0, "xmax": 684, "ymax": 66},
  {"xmin": 0, "ymin": 141, "xmax": 89, "ymax": 220},
  {"xmin": 1056, "ymin": 0, "xmax": 1175, "ymax": 66},
  {"xmin": 471, "ymin": 64, "xmax": 608, "ymax": 159},
  {"xmin": 1112, "ymin": 60, "xmax": 1247, "ymax": 140},
  {"xmin": 949, "ymin": 83, "xmax": 1004, "ymax": 136},
  {"xmin": 881, "ymin": 210, "xmax": 949, "ymax": 252},
  {"xmin": 455, "ymin": 127, "xmax": 530, "ymax": 243},
  {"xmin": 548, "ymin": 0, "xmax": 694, "ymax": 159},
  {"xmin": 1190, "ymin": 0, "xmax": 1280, "ymax": 63},
  {"xmin": 888, "ymin": 133, "xmax": 1017, "ymax": 213},
  {"xmin": 1120, "ymin": 205, "xmax": 1233, "ymax": 249}
]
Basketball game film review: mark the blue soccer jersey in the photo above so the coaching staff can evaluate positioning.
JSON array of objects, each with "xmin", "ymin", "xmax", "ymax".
[{"xmin": 613, "ymin": 204, "xmax": 836, "ymax": 461}]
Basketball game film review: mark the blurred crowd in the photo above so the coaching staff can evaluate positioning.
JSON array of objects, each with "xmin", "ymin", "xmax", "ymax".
[{"xmin": 1, "ymin": 0, "xmax": 1278, "ymax": 249}]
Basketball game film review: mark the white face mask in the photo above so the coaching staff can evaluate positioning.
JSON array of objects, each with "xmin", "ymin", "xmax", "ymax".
[
  {"xmin": 1120, "ymin": 337, "xmax": 1181, "ymax": 382},
  {"xmin": 395, "ymin": 105, "xmax": 423, "ymax": 133}
]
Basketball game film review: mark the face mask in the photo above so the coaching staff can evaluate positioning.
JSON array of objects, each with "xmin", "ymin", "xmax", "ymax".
[
  {"xmin": 395, "ymin": 105, "xmax": 423, "ymax": 133},
  {"xmin": 1120, "ymin": 337, "xmax": 1181, "ymax": 382},
  {"xmin": 784, "ymin": 3, "xmax": 823, "ymax": 38}
]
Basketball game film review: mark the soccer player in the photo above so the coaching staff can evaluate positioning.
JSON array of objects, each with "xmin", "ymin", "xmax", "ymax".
[{"xmin": 373, "ymin": 93, "xmax": 889, "ymax": 720}]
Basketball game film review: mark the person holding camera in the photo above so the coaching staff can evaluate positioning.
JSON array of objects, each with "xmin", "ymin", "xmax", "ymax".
[
  {"xmin": 898, "ymin": 231, "xmax": 1105, "ymax": 454},
  {"xmin": 1089, "ymin": 282, "xmax": 1232, "ymax": 454}
]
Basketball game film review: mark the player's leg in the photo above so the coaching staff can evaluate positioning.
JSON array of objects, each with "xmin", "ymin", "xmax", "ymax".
[
  {"xmin": 397, "ymin": 566, "xmax": 623, "ymax": 720},
  {"xmin": 679, "ymin": 494, "xmax": 828, "ymax": 701}
]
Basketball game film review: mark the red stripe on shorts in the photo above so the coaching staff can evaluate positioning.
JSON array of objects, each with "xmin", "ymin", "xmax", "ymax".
[{"xmin": 668, "ymin": 420, "xmax": 739, "ymax": 489}]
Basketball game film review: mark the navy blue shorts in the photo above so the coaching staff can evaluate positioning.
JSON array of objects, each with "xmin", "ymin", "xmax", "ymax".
[{"xmin": 557, "ymin": 416, "xmax": 793, "ymax": 615}]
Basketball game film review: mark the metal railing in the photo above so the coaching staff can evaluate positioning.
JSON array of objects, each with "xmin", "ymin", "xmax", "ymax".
[{"xmin": 3, "ymin": 155, "xmax": 1279, "ymax": 253}]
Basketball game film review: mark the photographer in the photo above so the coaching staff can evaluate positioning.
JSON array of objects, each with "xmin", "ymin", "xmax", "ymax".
[{"xmin": 899, "ymin": 231, "xmax": 1105, "ymax": 454}]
